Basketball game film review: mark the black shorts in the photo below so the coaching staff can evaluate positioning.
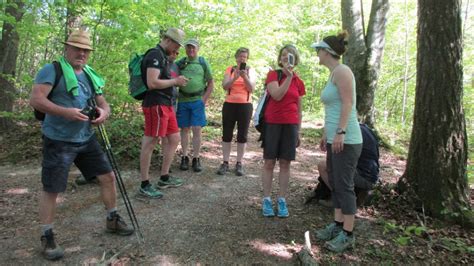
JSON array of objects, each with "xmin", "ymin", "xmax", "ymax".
[
  {"xmin": 41, "ymin": 135, "xmax": 112, "ymax": 193},
  {"xmin": 221, "ymin": 102, "xmax": 253, "ymax": 143},
  {"xmin": 263, "ymin": 123, "xmax": 298, "ymax": 160}
]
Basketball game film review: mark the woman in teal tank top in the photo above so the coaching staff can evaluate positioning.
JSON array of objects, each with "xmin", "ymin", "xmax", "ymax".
[{"xmin": 310, "ymin": 31, "xmax": 362, "ymax": 253}]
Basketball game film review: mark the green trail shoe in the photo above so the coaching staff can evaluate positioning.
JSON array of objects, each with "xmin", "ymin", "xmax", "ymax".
[
  {"xmin": 324, "ymin": 231, "xmax": 355, "ymax": 252},
  {"xmin": 157, "ymin": 176, "xmax": 184, "ymax": 188},
  {"xmin": 138, "ymin": 183, "xmax": 163, "ymax": 198},
  {"xmin": 314, "ymin": 222, "xmax": 342, "ymax": 241}
]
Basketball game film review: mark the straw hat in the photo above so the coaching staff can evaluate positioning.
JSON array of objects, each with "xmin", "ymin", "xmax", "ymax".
[
  {"xmin": 62, "ymin": 30, "xmax": 94, "ymax": 51},
  {"xmin": 164, "ymin": 28, "xmax": 185, "ymax": 46}
]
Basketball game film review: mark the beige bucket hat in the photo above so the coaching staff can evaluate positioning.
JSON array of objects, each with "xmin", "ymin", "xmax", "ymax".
[{"xmin": 62, "ymin": 29, "xmax": 94, "ymax": 51}]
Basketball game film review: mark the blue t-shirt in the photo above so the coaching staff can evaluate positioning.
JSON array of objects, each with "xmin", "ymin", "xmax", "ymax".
[{"xmin": 34, "ymin": 63, "xmax": 95, "ymax": 143}]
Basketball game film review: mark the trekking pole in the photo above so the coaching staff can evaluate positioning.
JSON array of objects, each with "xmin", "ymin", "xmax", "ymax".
[{"xmin": 89, "ymin": 99, "xmax": 144, "ymax": 244}]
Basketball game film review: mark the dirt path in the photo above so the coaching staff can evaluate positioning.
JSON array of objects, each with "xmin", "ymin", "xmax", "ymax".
[{"xmin": 1, "ymin": 126, "xmax": 471, "ymax": 264}]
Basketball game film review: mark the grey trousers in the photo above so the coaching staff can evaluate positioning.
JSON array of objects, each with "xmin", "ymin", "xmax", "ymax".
[{"xmin": 326, "ymin": 143, "xmax": 362, "ymax": 215}]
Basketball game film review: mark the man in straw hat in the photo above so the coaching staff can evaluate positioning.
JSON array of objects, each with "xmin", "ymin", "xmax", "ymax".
[
  {"xmin": 30, "ymin": 29, "xmax": 134, "ymax": 261},
  {"xmin": 138, "ymin": 28, "xmax": 189, "ymax": 198}
]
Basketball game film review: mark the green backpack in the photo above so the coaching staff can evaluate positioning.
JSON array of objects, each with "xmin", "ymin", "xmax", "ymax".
[{"xmin": 128, "ymin": 48, "xmax": 157, "ymax": 100}]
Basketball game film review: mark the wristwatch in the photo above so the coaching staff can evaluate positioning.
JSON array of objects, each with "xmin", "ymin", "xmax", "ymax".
[{"xmin": 336, "ymin": 128, "xmax": 346, "ymax": 135}]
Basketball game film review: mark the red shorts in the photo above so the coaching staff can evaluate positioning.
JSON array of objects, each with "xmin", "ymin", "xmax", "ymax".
[{"xmin": 143, "ymin": 105, "xmax": 179, "ymax": 137}]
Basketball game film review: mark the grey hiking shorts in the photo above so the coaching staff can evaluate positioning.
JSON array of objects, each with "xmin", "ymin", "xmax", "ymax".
[{"xmin": 326, "ymin": 143, "xmax": 362, "ymax": 215}]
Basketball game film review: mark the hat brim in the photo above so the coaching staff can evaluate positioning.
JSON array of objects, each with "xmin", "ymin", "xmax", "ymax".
[
  {"xmin": 184, "ymin": 42, "xmax": 198, "ymax": 48},
  {"xmin": 310, "ymin": 41, "xmax": 338, "ymax": 56},
  {"xmin": 165, "ymin": 34, "xmax": 183, "ymax": 46},
  {"xmin": 63, "ymin": 41, "xmax": 94, "ymax": 51},
  {"xmin": 310, "ymin": 41, "xmax": 330, "ymax": 50}
]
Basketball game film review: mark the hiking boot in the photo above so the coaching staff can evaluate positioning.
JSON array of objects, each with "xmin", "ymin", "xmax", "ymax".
[
  {"xmin": 157, "ymin": 176, "xmax": 184, "ymax": 188},
  {"xmin": 277, "ymin": 197, "xmax": 289, "ymax": 218},
  {"xmin": 216, "ymin": 163, "xmax": 229, "ymax": 175},
  {"xmin": 40, "ymin": 229, "xmax": 64, "ymax": 260},
  {"xmin": 235, "ymin": 162, "xmax": 244, "ymax": 176},
  {"xmin": 74, "ymin": 175, "xmax": 99, "ymax": 186},
  {"xmin": 262, "ymin": 198, "xmax": 275, "ymax": 217},
  {"xmin": 106, "ymin": 213, "xmax": 134, "ymax": 236},
  {"xmin": 138, "ymin": 183, "xmax": 163, "ymax": 198},
  {"xmin": 314, "ymin": 222, "xmax": 343, "ymax": 241},
  {"xmin": 179, "ymin": 156, "xmax": 189, "ymax": 171},
  {"xmin": 192, "ymin": 157, "xmax": 202, "ymax": 172},
  {"xmin": 324, "ymin": 231, "xmax": 355, "ymax": 252}
]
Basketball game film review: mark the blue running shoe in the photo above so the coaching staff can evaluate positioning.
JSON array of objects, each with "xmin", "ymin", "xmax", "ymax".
[
  {"xmin": 277, "ymin": 197, "xmax": 289, "ymax": 218},
  {"xmin": 262, "ymin": 198, "xmax": 275, "ymax": 217}
]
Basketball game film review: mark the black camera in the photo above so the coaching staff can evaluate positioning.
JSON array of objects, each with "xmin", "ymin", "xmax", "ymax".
[{"xmin": 81, "ymin": 105, "xmax": 97, "ymax": 120}]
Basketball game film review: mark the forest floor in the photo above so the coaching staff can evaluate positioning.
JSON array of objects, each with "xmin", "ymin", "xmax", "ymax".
[{"xmin": 0, "ymin": 121, "xmax": 473, "ymax": 265}]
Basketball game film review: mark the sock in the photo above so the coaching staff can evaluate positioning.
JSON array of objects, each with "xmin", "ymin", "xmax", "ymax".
[
  {"xmin": 160, "ymin": 174, "xmax": 169, "ymax": 182},
  {"xmin": 107, "ymin": 208, "xmax": 117, "ymax": 220},
  {"xmin": 343, "ymin": 229, "xmax": 353, "ymax": 236},
  {"xmin": 141, "ymin": 180, "xmax": 150, "ymax": 188},
  {"xmin": 335, "ymin": 221, "xmax": 343, "ymax": 227},
  {"xmin": 41, "ymin": 224, "xmax": 53, "ymax": 235}
]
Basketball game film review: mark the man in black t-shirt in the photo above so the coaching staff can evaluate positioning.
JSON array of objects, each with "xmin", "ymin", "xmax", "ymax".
[{"xmin": 138, "ymin": 28, "xmax": 189, "ymax": 198}]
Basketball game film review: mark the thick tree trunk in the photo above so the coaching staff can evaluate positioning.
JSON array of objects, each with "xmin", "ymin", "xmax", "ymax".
[
  {"xmin": 0, "ymin": 0, "xmax": 25, "ymax": 129},
  {"xmin": 341, "ymin": 0, "xmax": 389, "ymax": 127},
  {"xmin": 400, "ymin": 0, "xmax": 471, "ymax": 226}
]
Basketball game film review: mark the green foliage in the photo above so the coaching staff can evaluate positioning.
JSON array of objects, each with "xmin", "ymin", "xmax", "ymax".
[
  {"xmin": 382, "ymin": 220, "xmax": 427, "ymax": 247},
  {"xmin": 4, "ymin": 1, "xmax": 473, "ymax": 169},
  {"xmin": 439, "ymin": 237, "xmax": 474, "ymax": 254}
]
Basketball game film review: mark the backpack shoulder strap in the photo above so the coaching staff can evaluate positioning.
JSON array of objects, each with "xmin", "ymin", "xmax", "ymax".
[
  {"xmin": 176, "ymin": 57, "xmax": 186, "ymax": 69},
  {"xmin": 198, "ymin": 56, "xmax": 208, "ymax": 74},
  {"xmin": 48, "ymin": 61, "xmax": 63, "ymax": 99},
  {"xmin": 276, "ymin": 69, "xmax": 283, "ymax": 82},
  {"xmin": 230, "ymin": 65, "xmax": 237, "ymax": 75},
  {"xmin": 51, "ymin": 61, "xmax": 63, "ymax": 90}
]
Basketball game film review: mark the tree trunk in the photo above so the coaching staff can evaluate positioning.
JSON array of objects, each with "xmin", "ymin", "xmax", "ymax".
[
  {"xmin": 341, "ymin": 0, "xmax": 389, "ymax": 127},
  {"xmin": 0, "ymin": 0, "xmax": 25, "ymax": 129},
  {"xmin": 400, "ymin": 0, "xmax": 471, "ymax": 226}
]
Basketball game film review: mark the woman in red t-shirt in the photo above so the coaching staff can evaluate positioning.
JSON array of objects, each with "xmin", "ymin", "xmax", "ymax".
[
  {"xmin": 261, "ymin": 44, "xmax": 306, "ymax": 218},
  {"xmin": 217, "ymin": 47, "xmax": 257, "ymax": 176}
]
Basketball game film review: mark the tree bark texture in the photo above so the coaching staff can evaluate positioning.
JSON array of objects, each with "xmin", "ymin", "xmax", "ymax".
[
  {"xmin": 0, "ymin": 0, "xmax": 25, "ymax": 129},
  {"xmin": 403, "ymin": 0, "xmax": 470, "ymax": 222},
  {"xmin": 341, "ymin": 0, "xmax": 389, "ymax": 127}
]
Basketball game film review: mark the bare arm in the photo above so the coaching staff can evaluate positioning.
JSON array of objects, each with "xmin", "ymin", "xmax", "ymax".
[
  {"xmin": 146, "ymin": 68, "xmax": 187, "ymax": 90},
  {"xmin": 334, "ymin": 67, "xmax": 354, "ymax": 131},
  {"xmin": 242, "ymin": 68, "xmax": 256, "ymax": 93},
  {"xmin": 331, "ymin": 66, "xmax": 354, "ymax": 153},
  {"xmin": 29, "ymin": 83, "xmax": 88, "ymax": 121},
  {"xmin": 203, "ymin": 79, "xmax": 214, "ymax": 104},
  {"xmin": 266, "ymin": 76, "xmax": 291, "ymax": 101},
  {"xmin": 266, "ymin": 67, "xmax": 293, "ymax": 101},
  {"xmin": 222, "ymin": 68, "xmax": 239, "ymax": 90}
]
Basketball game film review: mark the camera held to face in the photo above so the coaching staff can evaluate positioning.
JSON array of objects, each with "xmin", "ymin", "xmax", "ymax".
[{"xmin": 80, "ymin": 105, "xmax": 97, "ymax": 120}]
